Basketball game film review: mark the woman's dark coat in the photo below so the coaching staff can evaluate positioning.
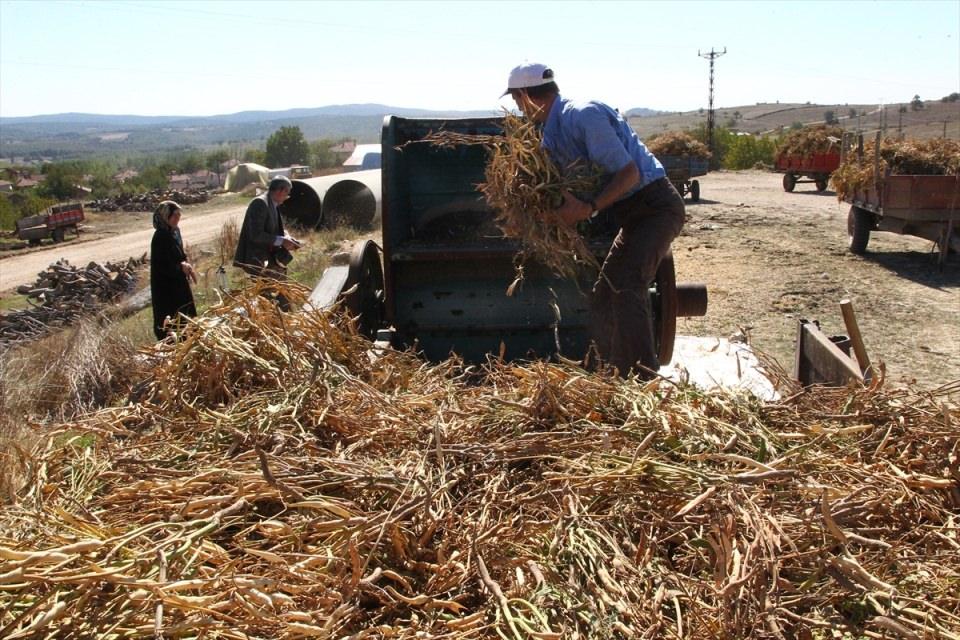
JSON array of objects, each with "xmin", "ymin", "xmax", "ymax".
[{"xmin": 150, "ymin": 227, "xmax": 196, "ymax": 340}]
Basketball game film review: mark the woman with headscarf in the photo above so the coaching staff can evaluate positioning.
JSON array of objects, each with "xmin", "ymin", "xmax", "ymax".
[{"xmin": 150, "ymin": 200, "xmax": 197, "ymax": 340}]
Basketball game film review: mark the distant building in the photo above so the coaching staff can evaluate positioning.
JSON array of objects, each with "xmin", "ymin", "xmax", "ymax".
[
  {"xmin": 330, "ymin": 140, "xmax": 356, "ymax": 164},
  {"xmin": 0, "ymin": 181, "xmax": 13, "ymax": 193},
  {"xmin": 114, "ymin": 169, "xmax": 139, "ymax": 183},
  {"xmin": 343, "ymin": 144, "xmax": 381, "ymax": 171}
]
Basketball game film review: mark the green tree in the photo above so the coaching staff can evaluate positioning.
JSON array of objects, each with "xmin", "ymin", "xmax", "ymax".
[
  {"xmin": 243, "ymin": 148, "xmax": 267, "ymax": 165},
  {"xmin": 910, "ymin": 94, "xmax": 924, "ymax": 111},
  {"xmin": 0, "ymin": 191, "xmax": 56, "ymax": 230},
  {"xmin": 87, "ymin": 162, "xmax": 117, "ymax": 199},
  {"xmin": 265, "ymin": 126, "xmax": 310, "ymax": 168},
  {"xmin": 823, "ymin": 110, "xmax": 837, "ymax": 125},
  {"xmin": 136, "ymin": 165, "xmax": 173, "ymax": 191},
  {"xmin": 309, "ymin": 139, "xmax": 338, "ymax": 170},
  {"xmin": 206, "ymin": 149, "xmax": 231, "ymax": 184},
  {"xmin": 942, "ymin": 92, "xmax": 960, "ymax": 103},
  {"xmin": 724, "ymin": 134, "xmax": 778, "ymax": 169},
  {"xmin": 39, "ymin": 161, "xmax": 86, "ymax": 200}
]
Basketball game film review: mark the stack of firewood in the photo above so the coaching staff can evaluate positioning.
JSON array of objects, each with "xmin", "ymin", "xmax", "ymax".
[
  {"xmin": 88, "ymin": 188, "xmax": 211, "ymax": 212},
  {"xmin": 0, "ymin": 256, "xmax": 146, "ymax": 348}
]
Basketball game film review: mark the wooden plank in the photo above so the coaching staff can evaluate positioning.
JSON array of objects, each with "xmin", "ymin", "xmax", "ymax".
[
  {"xmin": 794, "ymin": 319, "xmax": 864, "ymax": 387},
  {"xmin": 840, "ymin": 300, "xmax": 872, "ymax": 381}
]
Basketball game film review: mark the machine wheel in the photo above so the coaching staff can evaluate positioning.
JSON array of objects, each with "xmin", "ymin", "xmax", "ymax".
[
  {"xmin": 51, "ymin": 227, "xmax": 65, "ymax": 243},
  {"xmin": 847, "ymin": 206, "xmax": 873, "ymax": 254},
  {"xmin": 815, "ymin": 176, "xmax": 829, "ymax": 192},
  {"xmin": 653, "ymin": 251, "xmax": 678, "ymax": 366},
  {"xmin": 343, "ymin": 240, "xmax": 385, "ymax": 339},
  {"xmin": 782, "ymin": 173, "xmax": 796, "ymax": 192},
  {"xmin": 690, "ymin": 180, "xmax": 700, "ymax": 202},
  {"xmin": 28, "ymin": 238, "xmax": 41, "ymax": 246}
]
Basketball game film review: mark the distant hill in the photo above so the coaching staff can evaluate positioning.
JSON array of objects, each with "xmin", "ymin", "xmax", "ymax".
[
  {"xmin": 0, "ymin": 104, "xmax": 501, "ymax": 161},
  {"xmin": 625, "ymin": 107, "xmax": 666, "ymax": 118},
  {"xmin": 628, "ymin": 101, "xmax": 960, "ymax": 142},
  {"xmin": 3, "ymin": 100, "xmax": 954, "ymax": 163}
]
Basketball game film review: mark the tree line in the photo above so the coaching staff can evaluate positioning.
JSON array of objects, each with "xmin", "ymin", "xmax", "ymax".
[{"xmin": 0, "ymin": 127, "xmax": 347, "ymax": 229}]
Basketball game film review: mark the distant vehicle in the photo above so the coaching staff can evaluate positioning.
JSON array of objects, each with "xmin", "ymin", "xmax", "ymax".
[
  {"xmin": 16, "ymin": 202, "xmax": 84, "ymax": 245},
  {"xmin": 290, "ymin": 165, "xmax": 312, "ymax": 180}
]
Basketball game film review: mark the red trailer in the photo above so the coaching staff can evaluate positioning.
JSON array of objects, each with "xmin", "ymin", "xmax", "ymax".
[
  {"xmin": 775, "ymin": 152, "xmax": 841, "ymax": 192},
  {"xmin": 15, "ymin": 202, "xmax": 85, "ymax": 245},
  {"xmin": 844, "ymin": 174, "xmax": 960, "ymax": 264}
]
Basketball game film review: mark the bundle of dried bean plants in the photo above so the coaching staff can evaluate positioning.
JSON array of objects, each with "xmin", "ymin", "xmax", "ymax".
[
  {"xmin": 775, "ymin": 124, "xmax": 844, "ymax": 157},
  {"xmin": 647, "ymin": 131, "xmax": 712, "ymax": 159},
  {"xmin": 832, "ymin": 137, "xmax": 960, "ymax": 200},
  {"xmin": 418, "ymin": 113, "xmax": 604, "ymax": 285},
  {"xmin": 2, "ymin": 281, "xmax": 959, "ymax": 639}
]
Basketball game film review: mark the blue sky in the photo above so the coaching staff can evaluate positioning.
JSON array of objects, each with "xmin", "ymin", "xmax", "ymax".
[{"xmin": 1, "ymin": 0, "xmax": 957, "ymax": 117}]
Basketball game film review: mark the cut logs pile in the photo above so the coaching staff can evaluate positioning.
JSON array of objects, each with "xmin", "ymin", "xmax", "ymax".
[
  {"xmin": 1, "ymin": 281, "xmax": 958, "ymax": 639},
  {"xmin": 646, "ymin": 131, "xmax": 712, "ymax": 159},
  {"xmin": 0, "ymin": 256, "xmax": 146, "ymax": 348},
  {"xmin": 832, "ymin": 137, "xmax": 960, "ymax": 200},
  {"xmin": 88, "ymin": 188, "xmax": 211, "ymax": 213}
]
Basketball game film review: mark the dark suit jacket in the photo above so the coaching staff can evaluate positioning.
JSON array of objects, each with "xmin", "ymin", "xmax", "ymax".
[
  {"xmin": 234, "ymin": 193, "xmax": 285, "ymax": 274},
  {"xmin": 151, "ymin": 228, "xmax": 196, "ymax": 340}
]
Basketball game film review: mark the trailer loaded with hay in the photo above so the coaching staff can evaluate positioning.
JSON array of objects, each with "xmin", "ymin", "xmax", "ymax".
[
  {"xmin": 310, "ymin": 116, "xmax": 707, "ymax": 366},
  {"xmin": 834, "ymin": 133, "xmax": 960, "ymax": 263},
  {"xmin": 774, "ymin": 124, "xmax": 843, "ymax": 192},
  {"xmin": 646, "ymin": 132, "xmax": 711, "ymax": 202}
]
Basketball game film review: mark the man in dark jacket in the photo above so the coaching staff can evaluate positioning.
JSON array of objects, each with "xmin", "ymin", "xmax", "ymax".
[{"xmin": 234, "ymin": 176, "xmax": 301, "ymax": 308}]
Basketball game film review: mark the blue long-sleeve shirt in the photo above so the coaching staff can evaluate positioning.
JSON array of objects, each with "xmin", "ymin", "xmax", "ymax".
[{"xmin": 541, "ymin": 95, "xmax": 665, "ymax": 201}]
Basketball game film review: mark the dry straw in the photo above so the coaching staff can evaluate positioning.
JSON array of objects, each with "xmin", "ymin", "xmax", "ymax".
[
  {"xmin": 417, "ymin": 112, "xmax": 605, "ymax": 285},
  {"xmin": 775, "ymin": 124, "xmax": 844, "ymax": 157},
  {"xmin": 1, "ymin": 281, "xmax": 959, "ymax": 639},
  {"xmin": 832, "ymin": 137, "xmax": 960, "ymax": 200},
  {"xmin": 647, "ymin": 131, "xmax": 712, "ymax": 159}
]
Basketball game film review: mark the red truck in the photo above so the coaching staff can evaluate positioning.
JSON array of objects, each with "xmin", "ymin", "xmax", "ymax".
[
  {"xmin": 774, "ymin": 152, "xmax": 841, "ymax": 192},
  {"xmin": 15, "ymin": 202, "xmax": 85, "ymax": 245}
]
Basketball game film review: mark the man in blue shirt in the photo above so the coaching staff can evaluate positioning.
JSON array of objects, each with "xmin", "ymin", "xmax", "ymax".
[{"xmin": 503, "ymin": 62, "xmax": 686, "ymax": 378}]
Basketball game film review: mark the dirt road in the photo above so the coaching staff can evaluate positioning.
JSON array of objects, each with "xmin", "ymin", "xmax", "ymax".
[
  {"xmin": 0, "ymin": 200, "xmax": 247, "ymax": 292},
  {"xmin": 674, "ymin": 171, "xmax": 959, "ymax": 389},
  {"xmin": 2, "ymin": 171, "xmax": 957, "ymax": 389}
]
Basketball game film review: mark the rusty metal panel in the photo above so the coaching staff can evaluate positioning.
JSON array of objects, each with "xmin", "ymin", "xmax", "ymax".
[{"xmin": 793, "ymin": 320, "xmax": 864, "ymax": 387}]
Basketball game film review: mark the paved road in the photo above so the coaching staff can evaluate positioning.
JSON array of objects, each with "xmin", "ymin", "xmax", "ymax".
[{"xmin": 0, "ymin": 204, "xmax": 246, "ymax": 292}]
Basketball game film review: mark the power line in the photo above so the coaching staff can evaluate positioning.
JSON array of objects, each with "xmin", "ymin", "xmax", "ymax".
[{"xmin": 698, "ymin": 47, "xmax": 726, "ymax": 162}]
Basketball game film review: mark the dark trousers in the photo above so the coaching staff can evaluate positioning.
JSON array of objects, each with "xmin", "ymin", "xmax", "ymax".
[{"xmin": 589, "ymin": 177, "xmax": 686, "ymax": 377}]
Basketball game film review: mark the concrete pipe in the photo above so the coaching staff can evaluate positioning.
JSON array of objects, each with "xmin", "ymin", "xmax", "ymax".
[{"xmin": 280, "ymin": 169, "xmax": 381, "ymax": 229}]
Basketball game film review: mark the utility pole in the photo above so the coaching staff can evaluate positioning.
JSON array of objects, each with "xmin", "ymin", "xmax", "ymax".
[{"xmin": 698, "ymin": 47, "xmax": 727, "ymax": 163}]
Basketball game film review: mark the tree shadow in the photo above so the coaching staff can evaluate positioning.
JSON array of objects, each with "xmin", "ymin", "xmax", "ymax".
[{"xmin": 859, "ymin": 249, "xmax": 960, "ymax": 289}]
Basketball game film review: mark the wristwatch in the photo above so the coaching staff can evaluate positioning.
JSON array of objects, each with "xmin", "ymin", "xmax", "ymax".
[{"xmin": 586, "ymin": 197, "xmax": 599, "ymax": 219}]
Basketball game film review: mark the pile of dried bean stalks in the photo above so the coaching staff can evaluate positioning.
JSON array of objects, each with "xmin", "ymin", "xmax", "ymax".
[{"xmin": 2, "ymin": 283, "xmax": 958, "ymax": 639}]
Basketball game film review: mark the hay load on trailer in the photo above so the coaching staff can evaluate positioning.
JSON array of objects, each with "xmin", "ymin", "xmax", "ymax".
[
  {"xmin": 647, "ymin": 131, "xmax": 711, "ymax": 201},
  {"xmin": 833, "ymin": 134, "xmax": 960, "ymax": 262},
  {"xmin": 774, "ymin": 124, "xmax": 843, "ymax": 192}
]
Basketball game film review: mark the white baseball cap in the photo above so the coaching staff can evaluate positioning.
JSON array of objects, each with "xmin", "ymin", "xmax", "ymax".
[{"xmin": 501, "ymin": 63, "xmax": 555, "ymax": 97}]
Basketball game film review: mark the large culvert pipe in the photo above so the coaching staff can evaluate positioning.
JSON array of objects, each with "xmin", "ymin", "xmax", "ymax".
[{"xmin": 280, "ymin": 169, "xmax": 381, "ymax": 229}]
